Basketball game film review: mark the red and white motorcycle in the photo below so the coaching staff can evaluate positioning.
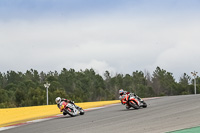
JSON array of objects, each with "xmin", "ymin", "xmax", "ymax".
[
  {"xmin": 60, "ymin": 101, "xmax": 84, "ymax": 117},
  {"xmin": 119, "ymin": 93, "xmax": 147, "ymax": 109}
]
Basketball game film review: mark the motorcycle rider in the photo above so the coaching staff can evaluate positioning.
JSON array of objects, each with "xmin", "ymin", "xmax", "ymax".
[
  {"xmin": 55, "ymin": 97, "xmax": 80, "ymax": 115},
  {"xmin": 119, "ymin": 89, "xmax": 143, "ymax": 109}
]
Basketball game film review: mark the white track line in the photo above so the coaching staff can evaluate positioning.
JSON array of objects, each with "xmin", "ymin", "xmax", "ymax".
[
  {"xmin": 0, "ymin": 97, "xmax": 159, "ymax": 131},
  {"xmin": 0, "ymin": 104, "xmax": 119, "ymax": 131}
]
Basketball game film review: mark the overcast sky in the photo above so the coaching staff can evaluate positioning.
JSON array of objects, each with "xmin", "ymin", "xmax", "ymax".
[{"xmin": 0, "ymin": 0, "xmax": 200, "ymax": 81}]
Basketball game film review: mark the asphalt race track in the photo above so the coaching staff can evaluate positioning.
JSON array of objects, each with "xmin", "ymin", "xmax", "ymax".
[{"xmin": 1, "ymin": 95, "xmax": 200, "ymax": 133}]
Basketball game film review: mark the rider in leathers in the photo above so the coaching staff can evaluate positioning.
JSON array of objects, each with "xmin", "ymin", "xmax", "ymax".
[
  {"xmin": 119, "ymin": 89, "xmax": 142, "ymax": 109},
  {"xmin": 55, "ymin": 97, "xmax": 80, "ymax": 115}
]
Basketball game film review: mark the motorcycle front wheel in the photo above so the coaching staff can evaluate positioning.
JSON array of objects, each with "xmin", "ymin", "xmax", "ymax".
[
  {"xmin": 129, "ymin": 101, "xmax": 140, "ymax": 109},
  {"xmin": 142, "ymin": 101, "xmax": 147, "ymax": 108},
  {"xmin": 65, "ymin": 109, "xmax": 76, "ymax": 117},
  {"xmin": 79, "ymin": 108, "xmax": 84, "ymax": 115}
]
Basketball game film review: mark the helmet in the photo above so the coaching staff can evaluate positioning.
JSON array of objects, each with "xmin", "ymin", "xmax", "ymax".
[
  {"xmin": 55, "ymin": 97, "xmax": 61, "ymax": 104},
  {"xmin": 119, "ymin": 89, "xmax": 124, "ymax": 95}
]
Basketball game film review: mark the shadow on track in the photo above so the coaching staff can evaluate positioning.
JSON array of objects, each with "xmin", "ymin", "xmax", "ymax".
[{"xmin": 119, "ymin": 107, "xmax": 147, "ymax": 111}]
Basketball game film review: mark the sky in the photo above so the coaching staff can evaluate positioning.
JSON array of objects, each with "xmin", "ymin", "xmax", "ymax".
[{"xmin": 0, "ymin": 0, "xmax": 200, "ymax": 81}]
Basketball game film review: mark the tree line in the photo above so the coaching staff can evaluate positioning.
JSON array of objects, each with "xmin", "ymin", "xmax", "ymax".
[{"xmin": 0, "ymin": 67, "xmax": 199, "ymax": 108}]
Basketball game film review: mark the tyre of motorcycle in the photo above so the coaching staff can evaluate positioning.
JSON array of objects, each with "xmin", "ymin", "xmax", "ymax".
[
  {"xmin": 65, "ymin": 108, "xmax": 77, "ymax": 117},
  {"xmin": 63, "ymin": 112, "xmax": 67, "ymax": 115},
  {"xmin": 79, "ymin": 108, "xmax": 85, "ymax": 115},
  {"xmin": 129, "ymin": 101, "xmax": 140, "ymax": 109},
  {"xmin": 142, "ymin": 101, "xmax": 147, "ymax": 108},
  {"xmin": 68, "ymin": 103, "xmax": 80, "ymax": 117}
]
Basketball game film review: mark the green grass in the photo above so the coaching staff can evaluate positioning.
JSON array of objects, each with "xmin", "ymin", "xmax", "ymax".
[{"xmin": 168, "ymin": 126, "xmax": 200, "ymax": 133}]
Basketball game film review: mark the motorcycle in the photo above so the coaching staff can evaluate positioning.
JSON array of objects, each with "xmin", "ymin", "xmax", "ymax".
[
  {"xmin": 60, "ymin": 101, "xmax": 84, "ymax": 117},
  {"xmin": 120, "ymin": 93, "xmax": 147, "ymax": 109}
]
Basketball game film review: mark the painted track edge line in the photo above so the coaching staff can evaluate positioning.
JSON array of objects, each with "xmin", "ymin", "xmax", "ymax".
[
  {"xmin": 0, "ymin": 97, "xmax": 159, "ymax": 132},
  {"xmin": 0, "ymin": 103, "xmax": 120, "ymax": 131}
]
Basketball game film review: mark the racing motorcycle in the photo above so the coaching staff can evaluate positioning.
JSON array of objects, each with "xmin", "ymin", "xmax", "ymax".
[
  {"xmin": 119, "ymin": 93, "xmax": 147, "ymax": 109},
  {"xmin": 60, "ymin": 101, "xmax": 84, "ymax": 117}
]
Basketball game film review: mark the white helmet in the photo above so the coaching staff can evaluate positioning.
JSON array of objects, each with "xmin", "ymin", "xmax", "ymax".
[
  {"xmin": 119, "ymin": 89, "xmax": 124, "ymax": 95},
  {"xmin": 55, "ymin": 97, "xmax": 61, "ymax": 104}
]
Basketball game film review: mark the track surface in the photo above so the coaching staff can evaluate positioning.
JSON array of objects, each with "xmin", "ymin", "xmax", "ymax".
[{"xmin": 1, "ymin": 95, "xmax": 200, "ymax": 133}]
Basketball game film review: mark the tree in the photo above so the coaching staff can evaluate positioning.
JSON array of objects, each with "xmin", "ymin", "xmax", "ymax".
[
  {"xmin": 0, "ymin": 67, "xmax": 197, "ymax": 108},
  {"xmin": 178, "ymin": 73, "xmax": 191, "ymax": 94},
  {"xmin": 0, "ymin": 72, "xmax": 7, "ymax": 88},
  {"xmin": 6, "ymin": 71, "xmax": 23, "ymax": 84},
  {"xmin": 132, "ymin": 71, "xmax": 146, "ymax": 94},
  {"xmin": 179, "ymin": 73, "xmax": 191, "ymax": 85},
  {"xmin": 152, "ymin": 67, "xmax": 176, "ymax": 96},
  {"xmin": 15, "ymin": 88, "xmax": 25, "ymax": 107}
]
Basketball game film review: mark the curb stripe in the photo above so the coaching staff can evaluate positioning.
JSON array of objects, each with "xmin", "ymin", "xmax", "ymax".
[
  {"xmin": 0, "ymin": 103, "xmax": 120, "ymax": 131},
  {"xmin": 0, "ymin": 97, "xmax": 158, "ymax": 131}
]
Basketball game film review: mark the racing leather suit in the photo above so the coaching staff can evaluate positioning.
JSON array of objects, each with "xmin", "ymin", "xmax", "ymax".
[
  {"xmin": 119, "ymin": 92, "xmax": 142, "ymax": 108},
  {"xmin": 57, "ymin": 98, "xmax": 72, "ymax": 109},
  {"xmin": 57, "ymin": 98, "xmax": 80, "ymax": 115}
]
